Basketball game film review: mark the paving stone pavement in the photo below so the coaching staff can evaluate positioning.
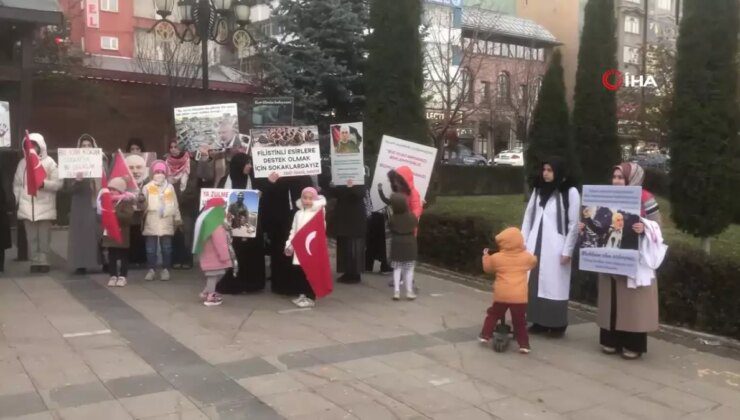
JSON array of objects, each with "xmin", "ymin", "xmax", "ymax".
[{"xmin": 0, "ymin": 230, "xmax": 739, "ymax": 419}]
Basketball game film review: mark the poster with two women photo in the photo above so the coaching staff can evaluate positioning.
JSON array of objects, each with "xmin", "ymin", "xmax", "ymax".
[
  {"xmin": 579, "ymin": 185, "xmax": 642, "ymax": 277},
  {"xmin": 200, "ymin": 188, "xmax": 260, "ymax": 238},
  {"xmin": 249, "ymin": 126, "xmax": 321, "ymax": 178},
  {"xmin": 330, "ymin": 122, "xmax": 364, "ymax": 184}
]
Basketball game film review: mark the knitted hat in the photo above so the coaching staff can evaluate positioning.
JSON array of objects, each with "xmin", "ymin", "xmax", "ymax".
[
  {"xmin": 151, "ymin": 159, "xmax": 167, "ymax": 174},
  {"xmin": 108, "ymin": 177, "xmax": 127, "ymax": 193},
  {"xmin": 301, "ymin": 186, "xmax": 318, "ymax": 198}
]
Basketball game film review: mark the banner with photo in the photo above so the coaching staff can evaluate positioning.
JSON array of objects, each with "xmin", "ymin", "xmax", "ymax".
[
  {"xmin": 578, "ymin": 185, "xmax": 643, "ymax": 278},
  {"xmin": 252, "ymin": 97, "xmax": 294, "ymax": 126},
  {"xmin": 330, "ymin": 122, "xmax": 364, "ymax": 185},
  {"xmin": 200, "ymin": 188, "xmax": 260, "ymax": 238},
  {"xmin": 249, "ymin": 126, "xmax": 321, "ymax": 178},
  {"xmin": 174, "ymin": 103, "xmax": 239, "ymax": 153},
  {"xmin": 124, "ymin": 152, "xmax": 157, "ymax": 186},
  {"xmin": 370, "ymin": 135, "xmax": 437, "ymax": 211},
  {"xmin": 0, "ymin": 101, "xmax": 10, "ymax": 148},
  {"xmin": 58, "ymin": 148, "xmax": 104, "ymax": 178}
]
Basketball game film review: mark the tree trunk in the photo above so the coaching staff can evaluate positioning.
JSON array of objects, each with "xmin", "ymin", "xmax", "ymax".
[{"xmin": 700, "ymin": 237, "xmax": 711, "ymax": 255}]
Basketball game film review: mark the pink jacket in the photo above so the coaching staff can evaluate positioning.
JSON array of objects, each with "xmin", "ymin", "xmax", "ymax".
[{"xmin": 199, "ymin": 226, "xmax": 232, "ymax": 272}]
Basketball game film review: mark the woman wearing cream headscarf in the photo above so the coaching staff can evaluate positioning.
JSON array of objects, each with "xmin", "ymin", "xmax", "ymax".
[{"xmin": 596, "ymin": 162, "xmax": 662, "ymax": 360}]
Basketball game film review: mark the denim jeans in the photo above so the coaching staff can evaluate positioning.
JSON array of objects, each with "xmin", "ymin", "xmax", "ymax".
[{"xmin": 145, "ymin": 235, "xmax": 173, "ymax": 270}]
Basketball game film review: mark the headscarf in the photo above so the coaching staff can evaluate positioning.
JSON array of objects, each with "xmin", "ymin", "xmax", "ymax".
[
  {"xmin": 77, "ymin": 133, "xmax": 98, "ymax": 148},
  {"xmin": 536, "ymin": 157, "xmax": 566, "ymax": 208},
  {"xmin": 614, "ymin": 162, "xmax": 645, "ymax": 187},
  {"xmin": 166, "ymin": 141, "xmax": 191, "ymax": 185},
  {"xmin": 76, "ymin": 133, "xmax": 101, "ymax": 204},
  {"xmin": 225, "ymin": 153, "xmax": 251, "ymax": 189},
  {"xmin": 302, "ymin": 186, "xmax": 318, "ymax": 199}
]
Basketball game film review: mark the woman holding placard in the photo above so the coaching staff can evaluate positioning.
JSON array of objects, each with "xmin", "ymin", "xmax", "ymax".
[
  {"xmin": 66, "ymin": 134, "xmax": 102, "ymax": 274},
  {"xmin": 521, "ymin": 157, "xmax": 580, "ymax": 337},
  {"xmin": 593, "ymin": 163, "xmax": 662, "ymax": 360}
]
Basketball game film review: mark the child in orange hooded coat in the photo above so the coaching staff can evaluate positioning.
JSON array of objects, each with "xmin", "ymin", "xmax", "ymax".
[{"xmin": 479, "ymin": 227, "xmax": 538, "ymax": 353}]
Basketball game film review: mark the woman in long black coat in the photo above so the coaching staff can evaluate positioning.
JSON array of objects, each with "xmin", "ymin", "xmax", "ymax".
[
  {"xmin": 329, "ymin": 179, "xmax": 366, "ymax": 283},
  {"xmin": 0, "ymin": 165, "xmax": 13, "ymax": 272},
  {"xmin": 216, "ymin": 153, "xmax": 266, "ymax": 293}
]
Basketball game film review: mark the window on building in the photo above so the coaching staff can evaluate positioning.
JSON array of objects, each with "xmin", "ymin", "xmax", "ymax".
[
  {"xmin": 625, "ymin": 0, "xmax": 641, "ymax": 3},
  {"xmin": 101, "ymin": 0, "xmax": 119, "ymax": 12},
  {"xmin": 524, "ymin": 47, "xmax": 532, "ymax": 60},
  {"xmin": 482, "ymin": 81, "xmax": 491, "ymax": 105},
  {"xmin": 496, "ymin": 71, "xmax": 510, "ymax": 104},
  {"xmin": 101, "ymin": 36, "xmax": 119, "ymax": 51},
  {"xmin": 657, "ymin": 0, "xmax": 672, "ymax": 10},
  {"xmin": 516, "ymin": 45, "xmax": 525, "ymax": 59},
  {"xmin": 538, "ymin": 48, "xmax": 545, "ymax": 61},
  {"xmin": 492, "ymin": 42, "xmax": 501, "ymax": 56},
  {"xmin": 624, "ymin": 15, "xmax": 640, "ymax": 34},
  {"xmin": 518, "ymin": 84, "xmax": 528, "ymax": 103},
  {"xmin": 623, "ymin": 46, "xmax": 640, "ymax": 64},
  {"xmin": 463, "ymin": 69, "xmax": 475, "ymax": 103},
  {"xmin": 486, "ymin": 41, "xmax": 494, "ymax": 55},
  {"xmin": 477, "ymin": 40, "xmax": 487, "ymax": 54}
]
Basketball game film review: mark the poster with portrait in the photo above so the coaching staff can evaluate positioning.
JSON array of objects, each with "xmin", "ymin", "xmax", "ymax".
[
  {"xmin": 578, "ymin": 185, "xmax": 643, "ymax": 278},
  {"xmin": 58, "ymin": 148, "xmax": 104, "ymax": 178},
  {"xmin": 330, "ymin": 122, "xmax": 364, "ymax": 185},
  {"xmin": 249, "ymin": 126, "xmax": 321, "ymax": 178},
  {"xmin": 124, "ymin": 152, "xmax": 157, "ymax": 186},
  {"xmin": 252, "ymin": 97, "xmax": 293, "ymax": 126},
  {"xmin": 174, "ymin": 103, "xmax": 239, "ymax": 153},
  {"xmin": 199, "ymin": 188, "xmax": 260, "ymax": 238},
  {"xmin": 370, "ymin": 135, "xmax": 438, "ymax": 211},
  {"xmin": 0, "ymin": 101, "xmax": 10, "ymax": 148}
]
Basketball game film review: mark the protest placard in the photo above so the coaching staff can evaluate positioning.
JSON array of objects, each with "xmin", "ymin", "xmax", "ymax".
[
  {"xmin": 250, "ymin": 126, "xmax": 321, "ymax": 178},
  {"xmin": 252, "ymin": 97, "xmax": 293, "ymax": 126},
  {"xmin": 0, "ymin": 101, "xmax": 9, "ymax": 148},
  {"xmin": 330, "ymin": 122, "xmax": 364, "ymax": 185},
  {"xmin": 200, "ymin": 188, "xmax": 260, "ymax": 238},
  {"xmin": 174, "ymin": 103, "xmax": 239, "ymax": 153},
  {"xmin": 370, "ymin": 135, "xmax": 437, "ymax": 211},
  {"xmin": 58, "ymin": 148, "xmax": 104, "ymax": 179},
  {"xmin": 579, "ymin": 185, "xmax": 642, "ymax": 277}
]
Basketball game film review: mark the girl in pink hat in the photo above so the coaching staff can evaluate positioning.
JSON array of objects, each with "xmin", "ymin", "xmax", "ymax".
[{"xmin": 141, "ymin": 160, "xmax": 182, "ymax": 281}]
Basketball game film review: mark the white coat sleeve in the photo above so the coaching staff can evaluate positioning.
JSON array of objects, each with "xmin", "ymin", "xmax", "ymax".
[
  {"xmin": 285, "ymin": 213, "xmax": 298, "ymax": 250},
  {"xmin": 42, "ymin": 160, "xmax": 63, "ymax": 192},
  {"xmin": 13, "ymin": 159, "xmax": 25, "ymax": 206},
  {"xmin": 561, "ymin": 187, "xmax": 581, "ymax": 257},
  {"xmin": 521, "ymin": 192, "xmax": 537, "ymax": 243}
]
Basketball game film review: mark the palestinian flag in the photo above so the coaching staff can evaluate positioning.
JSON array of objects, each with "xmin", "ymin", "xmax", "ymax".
[{"xmin": 192, "ymin": 197, "xmax": 227, "ymax": 255}]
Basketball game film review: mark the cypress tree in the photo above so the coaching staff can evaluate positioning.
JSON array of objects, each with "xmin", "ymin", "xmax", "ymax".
[
  {"xmin": 526, "ymin": 49, "xmax": 576, "ymax": 184},
  {"xmin": 572, "ymin": 0, "xmax": 620, "ymax": 184},
  {"xmin": 364, "ymin": 0, "xmax": 428, "ymax": 155},
  {"xmin": 668, "ymin": 0, "xmax": 739, "ymax": 253}
]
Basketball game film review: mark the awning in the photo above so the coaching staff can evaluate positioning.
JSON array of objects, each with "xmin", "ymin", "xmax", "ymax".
[{"xmin": 0, "ymin": 0, "xmax": 63, "ymax": 25}]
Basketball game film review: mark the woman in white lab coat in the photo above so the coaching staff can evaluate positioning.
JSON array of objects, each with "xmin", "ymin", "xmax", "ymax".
[{"xmin": 521, "ymin": 157, "xmax": 580, "ymax": 336}]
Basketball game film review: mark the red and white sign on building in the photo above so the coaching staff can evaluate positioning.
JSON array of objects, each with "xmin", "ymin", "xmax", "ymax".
[{"xmin": 86, "ymin": 0, "xmax": 100, "ymax": 29}]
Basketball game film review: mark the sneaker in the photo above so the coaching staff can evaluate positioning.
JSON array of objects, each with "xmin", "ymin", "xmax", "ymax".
[
  {"xmin": 116, "ymin": 277, "xmax": 127, "ymax": 287},
  {"xmin": 519, "ymin": 347, "xmax": 531, "ymax": 354},
  {"xmin": 621, "ymin": 350, "xmax": 642, "ymax": 360},
  {"xmin": 204, "ymin": 293, "xmax": 223, "ymax": 306},
  {"xmin": 160, "ymin": 269, "xmax": 170, "ymax": 281},
  {"xmin": 296, "ymin": 297, "xmax": 315, "ymax": 308},
  {"xmin": 292, "ymin": 294, "xmax": 307, "ymax": 305},
  {"xmin": 601, "ymin": 345, "xmax": 618, "ymax": 355},
  {"xmin": 406, "ymin": 291, "xmax": 417, "ymax": 300},
  {"xmin": 144, "ymin": 269, "xmax": 156, "ymax": 281},
  {"xmin": 393, "ymin": 291, "xmax": 400, "ymax": 301},
  {"xmin": 199, "ymin": 291, "xmax": 209, "ymax": 300},
  {"xmin": 107, "ymin": 276, "xmax": 118, "ymax": 287},
  {"xmin": 478, "ymin": 336, "xmax": 492, "ymax": 344}
]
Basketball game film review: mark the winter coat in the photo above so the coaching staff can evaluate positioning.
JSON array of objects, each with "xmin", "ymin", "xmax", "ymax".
[
  {"xmin": 0, "ymin": 166, "xmax": 13, "ymax": 250},
  {"xmin": 285, "ymin": 195, "xmax": 327, "ymax": 265},
  {"xmin": 521, "ymin": 187, "xmax": 580, "ymax": 301},
  {"xmin": 482, "ymin": 227, "xmax": 538, "ymax": 304},
  {"xmin": 13, "ymin": 135, "xmax": 63, "ymax": 221},
  {"xmin": 395, "ymin": 166, "xmax": 423, "ymax": 220},
  {"xmin": 389, "ymin": 193, "xmax": 418, "ymax": 262},
  {"xmin": 141, "ymin": 181, "xmax": 182, "ymax": 236},
  {"xmin": 171, "ymin": 159, "xmax": 200, "ymax": 217},
  {"xmin": 102, "ymin": 199, "xmax": 135, "ymax": 248},
  {"xmin": 330, "ymin": 184, "xmax": 367, "ymax": 237},
  {"xmin": 199, "ymin": 225, "xmax": 233, "ymax": 272}
]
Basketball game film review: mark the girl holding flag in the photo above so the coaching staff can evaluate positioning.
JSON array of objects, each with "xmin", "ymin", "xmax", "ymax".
[
  {"xmin": 100, "ymin": 177, "xmax": 136, "ymax": 287},
  {"xmin": 193, "ymin": 198, "xmax": 232, "ymax": 306}
]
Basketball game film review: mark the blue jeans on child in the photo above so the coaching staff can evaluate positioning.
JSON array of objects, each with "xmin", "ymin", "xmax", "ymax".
[{"xmin": 145, "ymin": 236, "xmax": 173, "ymax": 270}]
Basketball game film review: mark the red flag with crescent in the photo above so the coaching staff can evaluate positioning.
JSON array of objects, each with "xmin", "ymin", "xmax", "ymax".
[
  {"xmin": 290, "ymin": 209, "xmax": 332, "ymax": 299},
  {"xmin": 98, "ymin": 187, "xmax": 123, "ymax": 244},
  {"xmin": 23, "ymin": 131, "xmax": 46, "ymax": 196},
  {"xmin": 109, "ymin": 149, "xmax": 137, "ymax": 191}
]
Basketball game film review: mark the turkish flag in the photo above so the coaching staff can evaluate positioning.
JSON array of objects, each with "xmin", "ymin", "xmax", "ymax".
[
  {"xmin": 109, "ymin": 149, "xmax": 137, "ymax": 191},
  {"xmin": 290, "ymin": 209, "xmax": 333, "ymax": 299},
  {"xmin": 23, "ymin": 131, "xmax": 46, "ymax": 197},
  {"xmin": 99, "ymin": 187, "xmax": 123, "ymax": 244}
]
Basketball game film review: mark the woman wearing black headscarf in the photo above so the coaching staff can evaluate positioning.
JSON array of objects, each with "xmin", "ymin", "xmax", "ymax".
[
  {"xmin": 521, "ymin": 157, "xmax": 580, "ymax": 336},
  {"xmin": 216, "ymin": 153, "xmax": 265, "ymax": 293}
]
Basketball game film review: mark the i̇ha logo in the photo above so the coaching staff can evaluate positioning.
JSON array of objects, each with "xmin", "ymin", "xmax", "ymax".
[{"xmin": 602, "ymin": 69, "xmax": 657, "ymax": 91}]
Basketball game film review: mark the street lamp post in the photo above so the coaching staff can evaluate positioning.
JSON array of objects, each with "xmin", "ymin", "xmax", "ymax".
[{"xmin": 152, "ymin": 0, "xmax": 257, "ymax": 91}]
